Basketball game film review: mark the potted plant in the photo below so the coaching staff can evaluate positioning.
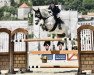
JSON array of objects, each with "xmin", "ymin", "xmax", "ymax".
[{"xmin": 41, "ymin": 56, "xmax": 47, "ymax": 63}]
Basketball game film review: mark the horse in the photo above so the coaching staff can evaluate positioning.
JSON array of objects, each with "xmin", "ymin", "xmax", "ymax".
[{"xmin": 33, "ymin": 8, "xmax": 71, "ymax": 37}]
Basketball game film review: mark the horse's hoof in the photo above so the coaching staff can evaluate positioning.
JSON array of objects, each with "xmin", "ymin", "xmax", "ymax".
[
  {"xmin": 45, "ymin": 28, "xmax": 48, "ymax": 31},
  {"xmin": 35, "ymin": 23, "xmax": 38, "ymax": 25}
]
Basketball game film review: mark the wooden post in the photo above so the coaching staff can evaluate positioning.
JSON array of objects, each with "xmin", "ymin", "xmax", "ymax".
[
  {"xmin": 25, "ymin": 34, "xmax": 28, "ymax": 70},
  {"xmin": 11, "ymin": 28, "xmax": 28, "ymax": 72},
  {"xmin": 10, "ymin": 42, "xmax": 14, "ymax": 73},
  {"xmin": 77, "ymin": 25, "xmax": 94, "ymax": 74},
  {"xmin": 9, "ymin": 34, "xmax": 14, "ymax": 73}
]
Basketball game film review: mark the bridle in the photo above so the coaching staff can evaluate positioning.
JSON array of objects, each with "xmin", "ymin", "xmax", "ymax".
[{"xmin": 36, "ymin": 11, "xmax": 53, "ymax": 22}]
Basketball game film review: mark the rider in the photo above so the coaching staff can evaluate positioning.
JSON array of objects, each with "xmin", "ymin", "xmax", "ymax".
[{"xmin": 48, "ymin": 1, "xmax": 64, "ymax": 29}]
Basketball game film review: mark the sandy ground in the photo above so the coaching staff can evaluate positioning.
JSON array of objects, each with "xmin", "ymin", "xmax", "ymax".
[
  {"xmin": 2, "ymin": 60, "xmax": 94, "ymax": 75},
  {"xmin": 15, "ymin": 72, "xmax": 77, "ymax": 75},
  {"xmin": 15, "ymin": 68, "xmax": 78, "ymax": 75},
  {"xmin": 1, "ymin": 60, "xmax": 79, "ymax": 75}
]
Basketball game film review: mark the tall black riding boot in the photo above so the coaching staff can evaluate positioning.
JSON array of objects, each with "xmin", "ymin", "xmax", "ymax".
[{"xmin": 58, "ymin": 17, "xmax": 64, "ymax": 24}]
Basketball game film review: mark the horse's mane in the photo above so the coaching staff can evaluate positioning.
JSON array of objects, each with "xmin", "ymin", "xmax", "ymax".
[{"xmin": 39, "ymin": 9, "xmax": 51, "ymax": 18}]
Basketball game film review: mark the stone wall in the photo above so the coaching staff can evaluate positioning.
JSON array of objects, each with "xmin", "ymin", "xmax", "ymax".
[{"xmin": 81, "ymin": 54, "xmax": 94, "ymax": 70}]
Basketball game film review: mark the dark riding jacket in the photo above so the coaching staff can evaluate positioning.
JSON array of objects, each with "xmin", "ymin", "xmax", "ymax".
[{"xmin": 48, "ymin": 5, "xmax": 60, "ymax": 17}]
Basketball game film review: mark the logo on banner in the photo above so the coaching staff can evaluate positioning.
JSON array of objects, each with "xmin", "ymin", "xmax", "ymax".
[{"xmin": 55, "ymin": 54, "xmax": 66, "ymax": 60}]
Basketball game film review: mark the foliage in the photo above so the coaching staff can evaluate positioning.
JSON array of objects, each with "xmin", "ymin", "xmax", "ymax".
[
  {"xmin": 20, "ymin": 0, "xmax": 32, "ymax": 6},
  {"xmin": 0, "ymin": 6, "xmax": 17, "ymax": 20},
  {"xmin": 0, "ymin": 8, "xmax": 4, "ymax": 20},
  {"xmin": 11, "ymin": 0, "xmax": 19, "ymax": 7},
  {"xmin": 32, "ymin": 0, "xmax": 94, "ymax": 14},
  {"xmin": 0, "ymin": 0, "xmax": 94, "ymax": 20},
  {"xmin": 28, "ymin": 13, "xmax": 33, "ymax": 25}
]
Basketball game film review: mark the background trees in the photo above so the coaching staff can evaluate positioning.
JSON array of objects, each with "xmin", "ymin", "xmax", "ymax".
[
  {"xmin": 32, "ymin": 0, "xmax": 94, "ymax": 14},
  {"xmin": 0, "ymin": 0, "xmax": 94, "ymax": 20}
]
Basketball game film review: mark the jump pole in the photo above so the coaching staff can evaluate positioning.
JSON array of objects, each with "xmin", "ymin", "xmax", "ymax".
[
  {"xmin": 40, "ymin": 65, "xmax": 79, "ymax": 68},
  {"xmin": 24, "ymin": 38, "xmax": 65, "ymax": 42},
  {"xmin": 28, "ymin": 50, "xmax": 78, "ymax": 54}
]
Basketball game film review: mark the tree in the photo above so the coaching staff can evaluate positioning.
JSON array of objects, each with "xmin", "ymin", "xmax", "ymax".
[
  {"xmin": 2, "ymin": 6, "xmax": 17, "ymax": 15},
  {"xmin": 83, "ymin": 0, "xmax": 94, "ymax": 10},
  {"xmin": 0, "ymin": 8, "xmax": 4, "ymax": 20}
]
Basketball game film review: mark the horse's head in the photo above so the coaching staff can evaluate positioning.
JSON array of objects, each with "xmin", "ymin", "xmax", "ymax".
[
  {"xmin": 33, "ymin": 8, "xmax": 53, "ymax": 24},
  {"xmin": 33, "ymin": 8, "xmax": 42, "ymax": 25},
  {"xmin": 33, "ymin": 8, "xmax": 42, "ymax": 19}
]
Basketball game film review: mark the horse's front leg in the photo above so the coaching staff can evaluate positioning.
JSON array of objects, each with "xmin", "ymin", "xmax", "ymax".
[
  {"xmin": 40, "ymin": 20, "xmax": 49, "ymax": 31},
  {"xmin": 35, "ymin": 18, "xmax": 40, "ymax": 25},
  {"xmin": 40, "ymin": 19, "xmax": 44, "ymax": 26}
]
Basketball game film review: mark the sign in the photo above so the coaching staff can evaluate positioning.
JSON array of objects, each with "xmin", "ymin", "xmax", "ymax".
[
  {"xmin": 42, "ymin": 54, "xmax": 53, "ymax": 60},
  {"xmin": 55, "ymin": 54, "xmax": 66, "ymax": 60}
]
